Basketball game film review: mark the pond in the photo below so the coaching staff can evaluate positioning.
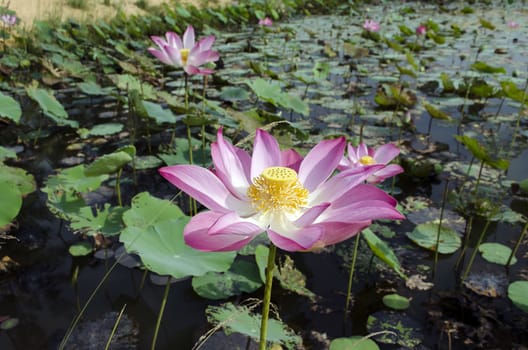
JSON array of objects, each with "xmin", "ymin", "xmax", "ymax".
[{"xmin": 0, "ymin": 1, "xmax": 527, "ymax": 349}]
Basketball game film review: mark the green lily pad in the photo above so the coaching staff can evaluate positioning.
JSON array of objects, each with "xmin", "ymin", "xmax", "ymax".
[
  {"xmin": 84, "ymin": 151, "xmax": 133, "ymax": 176},
  {"xmin": 0, "ymin": 164, "xmax": 36, "ymax": 196},
  {"xmin": 141, "ymin": 100, "xmax": 178, "ymax": 124},
  {"xmin": 329, "ymin": 336, "xmax": 380, "ymax": 350},
  {"xmin": 478, "ymin": 242, "xmax": 517, "ymax": 266},
  {"xmin": 68, "ymin": 241, "xmax": 93, "ymax": 256},
  {"xmin": 508, "ymin": 281, "xmax": 528, "ymax": 313},
  {"xmin": 0, "ymin": 92, "xmax": 22, "ymax": 123},
  {"xmin": 206, "ymin": 303, "xmax": 301, "ymax": 347},
  {"xmin": 191, "ymin": 260, "xmax": 263, "ymax": 300},
  {"xmin": 406, "ymin": 222, "xmax": 461, "ymax": 254},
  {"xmin": 86, "ymin": 123, "xmax": 123, "ymax": 137},
  {"xmin": 382, "ymin": 294, "xmax": 410, "ymax": 310},
  {"xmin": 366, "ymin": 311, "xmax": 422, "ymax": 347},
  {"xmin": 26, "ymin": 87, "xmax": 78, "ymax": 128},
  {"xmin": 0, "ymin": 181, "xmax": 22, "ymax": 229}
]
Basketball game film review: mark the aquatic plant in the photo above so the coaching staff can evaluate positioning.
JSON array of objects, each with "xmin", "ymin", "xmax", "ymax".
[{"xmin": 363, "ymin": 19, "xmax": 380, "ymax": 32}]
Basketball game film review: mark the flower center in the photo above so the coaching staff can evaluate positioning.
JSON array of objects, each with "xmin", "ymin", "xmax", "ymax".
[
  {"xmin": 180, "ymin": 48, "xmax": 190, "ymax": 65},
  {"xmin": 247, "ymin": 166, "xmax": 308, "ymax": 213},
  {"xmin": 359, "ymin": 155, "xmax": 376, "ymax": 165}
]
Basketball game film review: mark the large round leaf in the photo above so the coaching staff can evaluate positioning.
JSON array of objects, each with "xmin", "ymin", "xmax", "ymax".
[
  {"xmin": 84, "ymin": 151, "xmax": 133, "ymax": 176},
  {"xmin": 478, "ymin": 242, "xmax": 517, "ymax": 266},
  {"xmin": 406, "ymin": 222, "xmax": 461, "ymax": 254},
  {"xmin": 0, "ymin": 182, "xmax": 22, "ymax": 228},
  {"xmin": 330, "ymin": 336, "xmax": 380, "ymax": 350},
  {"xmin": 0, "ymin": 92, "xmax": 22, "ymax": 123},
  {"xmin": 120, "ymin": 216, "xmax": 236, "ymax": 279},
  {"xmin": 508, "ymin": 281, "xmax": 528, "ymax": 313}
]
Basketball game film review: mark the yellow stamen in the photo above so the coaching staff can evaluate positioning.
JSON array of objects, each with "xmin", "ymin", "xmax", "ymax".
[
  {"xmin": 359, "ymin": 155, "xmax": 376, "ymax": 165},
  {"xmin": 247, "ymin": 166, "xmax": 308, "ymax": 213},
  {"xmin": 180, "ymin": 48, "xmax": 190, "ymax": 65}
]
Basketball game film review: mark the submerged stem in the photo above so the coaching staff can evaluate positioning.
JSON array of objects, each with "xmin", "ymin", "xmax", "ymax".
[
  {"xmin": 506, "ymin": 221, "xmax": 528, "ymax": 267},
  {"xmin": 259, "ymin": 244, "xmax": 277, "ymax": 350}
]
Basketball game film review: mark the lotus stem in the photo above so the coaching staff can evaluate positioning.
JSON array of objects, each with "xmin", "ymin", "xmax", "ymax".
[
  {"xmin": 151, "ymin": 277, "xmax": 172, "ymax": 350},
  {"xmin": 454, "ymin": 215, "xmax": 474, "ymax": 270},
  {"xmin": 433, "ymin": 179, "xmax": 450, "ymax": 280},
  {"xmin": 344, "ymin": 231, "xmax": 362, "ymax": 318},
  {"xmin": 105, "ymin": 304, "xmax": 127, "ymax": 350},
  {"xmin": 461, "ymin": 219, "xmax": 491, "ymax": 282},
  {"xmin": 183, "ymin": 73, "xmax": 196, "ymax": 215},
  {"xmin": 116, "ymin": 168, "xmax": 122, "ymax": 207},
  {"xmin": 508, "ymin": 77, "xmax": 528, "ymax": 155},
  {"xmin": 506, "ymin": 220, "xmax": 528, "ymax": 267},
  {"xmin": 259, "ymin": 244, "xmax": 277, "ymax": 350},
  {"xmin": 473, "ymin": 160, "xmax": 484, "ymax": 196}
]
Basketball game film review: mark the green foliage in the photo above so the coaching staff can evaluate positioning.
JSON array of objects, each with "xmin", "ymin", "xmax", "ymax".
[
  {"xmin": 478, "ymin": 243, "xmax": 517, "ymax": 266},
  {"xmin": 406, "ymin": 222, "xmax": 461, "ymax": 254},
  {"xmin": 206, "ymin": 303, "xmax": 301, "ymax": 348},
  {"xmin": 330, "ymin": 336, "xmax": 380, "ymax": 350},
  {"xmin": 508, "ymin": 281, "xmax": 528, "ymax": 313},
  {"xmin": 26, "ymin": 87, "xmax": 78, "ymax": 128},
  {"xmin": 362, "ymin": 228, "xmax": 406, "ymax": 279},
  {"xmin": 248, "ymin": 78, "xmax": 310, "ymax": 117},
  {"xmin": 455, "ymin": 135, "xmax": 509, "ymax": 170},
  {"xmin": 0, "ymin": 92, "xmax": 22, "ymax": 123},
  {"xmin": 382, "ymin": 294, "xmax": 410, "ymax": 310}
]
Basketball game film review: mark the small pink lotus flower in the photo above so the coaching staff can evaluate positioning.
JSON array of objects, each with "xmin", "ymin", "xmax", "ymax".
[
  {"xmin": 507, "ymin": 21, "xmax": 519, "ymax": 29},
  {"xmin": 159, "ymin": 129, "xmax": 403, "ymax": 252},
  {"xmin": 338, "ymin": 142, "xmax": 404, "ymax": 184},
  {"xmin": 258, "ymin": 17, "xmax": 273, "ymax": 27},
  {"xmin": 363, "ymin": 19, "xmax": 380, "ymax": 32},
  {"xmin": 148, "ymin": 25, "xmax": 219, "ymax": 75},
  {"xmin": 1, "ymin": 14, "xmax": 17, "ymax": 26},
  {"xmin": 416, "ymin": 24, "xmax": 426, "ymax": 36}
]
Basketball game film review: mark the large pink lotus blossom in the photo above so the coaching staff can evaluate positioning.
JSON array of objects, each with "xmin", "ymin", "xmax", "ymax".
[
  {"xmin": 338, "ymin": 142, "xmax": 403, "ymax": 184},
  {"xmin": 159, "ymin": 129, "xmax": 403, "ymax": 252},
  {"xmin": 363, "ymin": 19, "xmax": 380, "ymax": 32},
  {"xmin": 1, "ymin": 14, "xmax": 16, "ymax": 26},
  {"xmin": 148, "ymin": 25, "xmax": 219, "ymax": 75},
  {"xmin": 258, "ymin": 17, "xmax": 273, "ymax": 27}
]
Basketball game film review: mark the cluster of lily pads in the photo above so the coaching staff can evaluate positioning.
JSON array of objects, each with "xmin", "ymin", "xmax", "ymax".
[{"xmin": 0, "ymin": 0, "xmax": 527, "ymax": 349}]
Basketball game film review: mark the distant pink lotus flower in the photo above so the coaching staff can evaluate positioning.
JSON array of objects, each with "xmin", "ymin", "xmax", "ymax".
[
  {"xmin": 507, "ymin": 21, "xmax": 519, "ymax": 29},
  {"xmin": 259, "ymin": 17, "xmax": 273, "ymax": 27},
  {"xmin": 1, "ymin": 14, "xmax": 17, "ymax": 26},
  {"xmin": 148, "ymin": 25, "xmax": 219, "ymax": 75},
  {"xmin": 338, "ymin": 142, "xmax": 404, "ymax": 184},
  {"xmin": 363, "ymin": 19, "xmax": 380, "ymax": 32},
  {"xmin": 416, "ymin": 24, "xmax": 426, "ymax": 36},
  {"xmin": 159, "ymin": 129, "xmax": 403, "ymax": 252}
]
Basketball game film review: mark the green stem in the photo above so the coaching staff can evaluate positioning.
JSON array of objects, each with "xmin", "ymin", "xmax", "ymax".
[
  {"xmin": 344, "ymin": 231, "xmax": 361, "ymax": 318},
  {"xmin": 473, "ymin": 160, "xmax": 484, "ymax": 196},
  {"xmin": 151, "ymin": 277, "xmax": 172, "ymax": 350},
  {"xmin": 454, "ymin": 215, "xmax": 474, "ymax": 270},
  {"xmin": 116, "ymin": 168, "xmax": 122, "ymax": 207},
  {"xmin": 461, "ymin": 219, "xmax": 491, "ymax": 282},
  {"xmin": 183, "ymin": 73, "xmax": 196, "ymax": 215},
  {"xmin": 506, "ymin": 220, "xmax": 528, "ymax": 267},
  {"xmin": 433, "ymin": 179, "xmax": 450, "ymax": 280},
  {"xmin": 508, "ymin": 77, "xmax": 528, "ymax": 155},
  {"xmin": 105, "ymin": 304, "xmax": 127, "ymax": 350},
  {"xmin": 259, "ymin": 244, "xmax": 277, "ymax": 350}
]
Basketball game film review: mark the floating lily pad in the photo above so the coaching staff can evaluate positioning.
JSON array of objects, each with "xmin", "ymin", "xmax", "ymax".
[
  {"xmin": 206, "ymin": 303, "xmax": 301, "ymax": 348},
  {"xmin": 69, "ymin": 241, "xmax": 93, "ymax": 256},
  {"xmin": 329, "ymin": 336, "xmax": 380, "ymax": 350},
  {"xmin": 406, "ymin": 222, "xmax": 461, "ymax": 254},
  {"xmin": 382, "ymin": 294, "xmax": 410, "ymax": 310},
  {"xmin": 26, "ymin": 87, "xmax": 78, "ymax": 128},
  {"xmin": 366, "ymin": 311, "xmax": 422, "ymax": 347},
  {"xmin": 0, "ymin": 181, "xmax": 22, "ymax": 229},
  {"xmin": 84, "ymin": 150, "xmax": 133, "ymax": 176},
  {"xmin": 478, "ymin": 242, "xmax": 517, "ymax": 266},
  {"xmin": 0, "ymin": 92, "xmax": 21, "ymax": 123},
  {"xmin": 192, "ymin": 260, "xmax": 262, "ymax": 300},
  {"xmin": 508, "ymin": 281, "xmax": 528, "ymax": 313}
]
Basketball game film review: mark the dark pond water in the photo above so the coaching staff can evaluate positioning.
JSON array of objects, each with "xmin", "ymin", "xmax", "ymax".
[{"xmin": 1, "ymin": 2, "xmax": 528, "ymax": 349}]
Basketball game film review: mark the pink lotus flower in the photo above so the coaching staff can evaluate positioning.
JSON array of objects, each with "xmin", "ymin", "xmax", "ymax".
[
  {"xmin": 258, "ymin": 17, "xmax": 273, "ymax": 27},
  {"xmin": 363, "ymin": 19, "xmax": 380, "ymax": 32},
  {"xmin": 159, "ymin": 129, "xmax": 403, "ymax": 252},
  {"xmin": 507, "ymin": 21, "xmax": 519, "ymax": 29},
  {"xmin": 1, "ymin": 14, "xmax": 16, "ymax": 26},
  {"xmin": 338, "ymin": 142, "xmax": 404, "ymax": 184},
  {"xmin": 148, "ymin": 25, "xmax": 219, "ymax": 75},
  {"xmin": 416, "ymin": 24, "xmax": 426, "ymax": 36}
]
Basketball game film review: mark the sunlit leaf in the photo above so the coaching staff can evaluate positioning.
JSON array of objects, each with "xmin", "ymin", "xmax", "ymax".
[
  {"xmin": 26, "ymin": 87, "xmax": 78, "ymax": 128},
  {"xmin": 406, "ymin": 222, "xmax": 461, "ymax": 254},
  {"xmin": 68, "ymin": 241, "xmax": 93, "ymax": 256},
  {"xmin": 362, "ymin": 228, "xmax": 406, "ymax": 278},
  {"xmin": 0, "ymin": 92, "xmax": 22, "ymax": 123},
  {"xmin": 330, "ymin": 336, "xmax": 380, "ymax": 350},
  {"xmin": 508, "ymin": 281, "xmax": 528, "ymax": 313},
  {"xmin": 382, "ymin": 293, "xmax": 410, "ymax": 310},
  {"xmin": 206, "ymin": 303, "xmax": 301, "ymax": 347},
  {"xmin": 478, "ymin": 242, "xmax": 516, "ymax": 266}
]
